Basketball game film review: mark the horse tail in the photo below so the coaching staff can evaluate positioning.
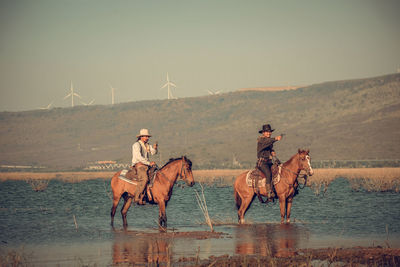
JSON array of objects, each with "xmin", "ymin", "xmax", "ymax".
[{"xmin": 234, "ymin": 187, "xmax": 242, "ymax": 210}]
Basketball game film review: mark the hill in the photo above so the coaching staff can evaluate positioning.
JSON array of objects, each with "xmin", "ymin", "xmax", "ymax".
[
  {"xmin": 0, "ymin": 73, "xmax": 399, "ymax": 170},
  {"xmin": 238, "ymin": 85, "xmax": 301, "ymax": 92}
]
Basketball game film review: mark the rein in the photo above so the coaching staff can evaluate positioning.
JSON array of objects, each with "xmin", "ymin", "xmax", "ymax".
[
  {"xmin": 279, "ymin": 154, "xmax": 309, "ymax": 188},
  {"xmin": 158, "ymin": 170, "xmax": 172, "ymax": 187},
  {"xmin": 298, "ymin": 174, "xmax": 308, "ymax": 189},
  {"xmin": 280, "ymin": 157, "xmax": 309, "ymax": 189},
  {"xmin": 281, "ymin": 165, "xmax": 299, "ymax": 176},
  {"xmin": 280, "ymin": 165, "xmax": 299, "ymax": 188},
  {"xmin": 157, "ymin": 157, "xmax": 188, "ymax": 186}
]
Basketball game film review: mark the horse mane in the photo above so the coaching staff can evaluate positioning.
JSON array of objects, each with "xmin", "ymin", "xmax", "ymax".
[
  {"xmin": 283, "ymin": 153, "xmax": 299, "ymax": 167},
  {"xmin": 283, "ymin": 149, "xmax": 308, "ymax": 167},
  {"xmin": 160, "ymin": 156, "xmax": 192, "ymax": 169}
]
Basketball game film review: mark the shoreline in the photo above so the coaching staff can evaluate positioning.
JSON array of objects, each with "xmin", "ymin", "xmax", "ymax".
[{"xmin": 0, "ymin": 168, "xmax": 399, "ymax": 182}]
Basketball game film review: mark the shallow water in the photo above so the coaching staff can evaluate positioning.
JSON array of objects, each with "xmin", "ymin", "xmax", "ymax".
[{"xmin": 0, "ymin": 177, "xmax": 399, "ymax": 265}]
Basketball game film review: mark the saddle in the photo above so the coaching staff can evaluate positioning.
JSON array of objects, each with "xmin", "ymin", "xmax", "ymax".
[
  {"xmin": 121, "ymin": 165, "xmax": 158, "ymax": 184},
  {"xmin": 246, "ymin": 164, "xmax": 281, "ymax": 188},
  {"xmin": 246, "ymin": 169, "xmax": 266, "ymax": 188},
  {"xmin": 118, "ymin": 166, "xmax": 158, "ymax": 205},
  {"xmin": 246, "ymin": 163, "xmax": 282, "ymax": 203}
]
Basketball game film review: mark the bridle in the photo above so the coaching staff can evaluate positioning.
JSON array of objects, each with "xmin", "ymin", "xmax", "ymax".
[
  {"xmin": 179, "ymin": 156, "xmax": 189, "ymax": 180},
  {"xmin": 280, "ymin": 153, "xmax": 311, "ymax": 187},
  {"xmin": 157, "ymin": 157, "xmax": 190, "ymax": 187}
]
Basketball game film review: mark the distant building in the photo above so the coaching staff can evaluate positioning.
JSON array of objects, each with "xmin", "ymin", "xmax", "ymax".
[
  {"xmin": 84, "ymin": 161, "xmax": 130, "ymax": 170},
  {"xmin": 96, "ymin": 160, "xmax": 116, "ymax": 164}
]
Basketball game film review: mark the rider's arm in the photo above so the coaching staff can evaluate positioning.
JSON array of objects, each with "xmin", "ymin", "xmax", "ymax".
[
  {"xmin": 149, "ymin": 143, "xmax": 157, "ymax": 155},
  {"xmin": 258, "ymin": 137, "xmax": 276, "ymax": 151}
]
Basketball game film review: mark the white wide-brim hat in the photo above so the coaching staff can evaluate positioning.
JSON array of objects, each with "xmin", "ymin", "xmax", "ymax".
[{"xmin": 136, "ymin": 128, "xmax": 152, "ymax": 138}]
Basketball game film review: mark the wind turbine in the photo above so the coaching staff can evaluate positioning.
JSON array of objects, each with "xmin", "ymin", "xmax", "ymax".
[
  {"xmin": 39, "ymin": 101, "xmax": 53, "ymax": 110},
  {"xmin": 207, "ymin": 89, "xmax": 221, "ymax": 95},
  {"xmin": 110, "ymin": 84, "xmax": 117, "ymax": 105},
  {"xmin": 63, "ymin": 81, "xmax": 81, "ymax": 107},
  {"xmin": 80, "ymin": 99, "xmax": 95, "ymax": 106},
  {"xmin": 161, "ymin": 73, "xmax": 176, "ymax": 100}
]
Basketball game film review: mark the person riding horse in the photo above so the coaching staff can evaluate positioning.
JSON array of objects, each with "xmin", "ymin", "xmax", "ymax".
[
  {"xmin": 132, "ymin": 128, "xmax": 158, "ymax": 203},
  {"xmin": 257, "ymin": 124, "xmax": 282, "ymax": 200}
]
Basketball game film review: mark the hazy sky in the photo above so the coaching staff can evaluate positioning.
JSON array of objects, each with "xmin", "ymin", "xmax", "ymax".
[{"xmin": 0, "ymin": 0, "xmax": 399, "ymax": 111}]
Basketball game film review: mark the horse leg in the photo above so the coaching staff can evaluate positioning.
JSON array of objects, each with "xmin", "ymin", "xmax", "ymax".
[
  {"xmin": 158, "ymin": 201, "xmax": 167, "ymax": 230},
  {"xmin": 279, "ymin": 197, "xmax": 287, "ymax": 224},
  {"xmin": 110, "ymin": 193, "xmax": 122, "ymax": 227},
  {"xmin": 238, "ymin": 195, "xmax": 253, "ymax": 224},
  {"xmin": 121, "ymin": 195, "xmax": 133, "ymax": 228},
  {"xmin": 286, "ymin": 198, "xmax": 293, "ymax": 223}
]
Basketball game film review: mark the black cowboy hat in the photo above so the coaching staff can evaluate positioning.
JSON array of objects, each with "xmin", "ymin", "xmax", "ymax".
[{"xmin": 259, "ymin": 124, "xmax": 275, "ymax": 133}]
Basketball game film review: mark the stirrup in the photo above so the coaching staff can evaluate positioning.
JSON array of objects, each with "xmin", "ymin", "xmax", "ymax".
[
  {"xmin": 133, "ymin": 194, "xmax": 141, "ymax": 203},
  {"xmin": 135, "ymin": 194, "xmax": 145, "ymax": 205},
  {"xmin": 268, "ymin": 191, "xmax": 275, "ymax": 199}
]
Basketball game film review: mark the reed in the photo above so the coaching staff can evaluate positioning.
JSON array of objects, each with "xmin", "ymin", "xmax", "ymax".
[
  {"xmin": 308, "ymin": 168, "xmax": 400, "ymax": 193},
  {"xmin": 73, "ymin": 214, "xmax": 78, "ymax": 231},
  {"xmin": 25, "ymin": 178, "xmax": 49, "ymax": 192},
  {"xmin": 0, "ymin": 248, "xmax": 31, "ymax": 266},
  {"xmin": 2, "ymin": 168, "xmax": 400, "ymax": 193},
  {"xmin": 194, "ymin": 183, "xmax": 214, "ymax": 232}
]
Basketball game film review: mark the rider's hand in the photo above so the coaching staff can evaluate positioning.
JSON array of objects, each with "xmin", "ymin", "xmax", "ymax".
[
  {"xmin": 150, "ymin": 161, "xmax": 156, "ymax": 166},
  {"xmin": 271, "ymin": 151, "xmax": 276, "ymax": 157},
  {"xmin": 153, "ymin": 142, "xmax": 158, "ymax": 149},
  {"xmin": 275, "ymin": 135, "xmax": 282, "ymax": 141}
]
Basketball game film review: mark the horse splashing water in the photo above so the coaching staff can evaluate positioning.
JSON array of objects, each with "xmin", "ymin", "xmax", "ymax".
[
  {"xmin": 110, "ymin": 156, "xmax": 194, "ymax": 230},
  {"xmin": 234, "ymin": 149, "xmax": 313, "ymax": 224}
]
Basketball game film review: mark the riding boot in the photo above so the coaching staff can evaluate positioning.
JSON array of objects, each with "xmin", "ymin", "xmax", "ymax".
[
  {"xmin": 265, "ymin": 183, "xmax": 275, "ymax": 200},
  {"xmin": 137, "ymin": 193, "xmax": 146, "ymax": 205},
  {"xmin": 134, "ymin": 164, "xmax": 149, "ymax": 204},
  {"xmin": 134, "ymin": 181, "xmax": 146, "ymax": 203}
]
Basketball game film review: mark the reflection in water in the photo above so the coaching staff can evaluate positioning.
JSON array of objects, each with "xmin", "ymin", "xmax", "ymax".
[
  {"xmin": 112, "ymin": 230, "xmax": 172, "ymax": 265},
  {"xmin": 235, "ymin": 223, "xmax": 310, "ymax": 258},
  {"xmin": 110, "ymin": 224, "xmax": 311, "ymax": 265}
]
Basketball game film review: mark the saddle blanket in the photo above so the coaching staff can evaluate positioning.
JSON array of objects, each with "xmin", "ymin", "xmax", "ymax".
[
  {"xmin": 118, "ymin": 169, "xmax": 158, "ymax": 185},
  {"xmin": 246, "ymin": 169, "xmax": 266, "ymax": 187},
  {"xmin": 245, "ymin": 165, "xmax": 282, "ymax": 188},
  {"xmin": 118, "ymin": 169, "xmax": 138, "ymax": 185}
]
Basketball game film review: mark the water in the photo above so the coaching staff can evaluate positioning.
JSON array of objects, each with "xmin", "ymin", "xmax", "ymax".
[{"xmin": 0, "ymin": 178, "xmax": 399, "ymax": 265}]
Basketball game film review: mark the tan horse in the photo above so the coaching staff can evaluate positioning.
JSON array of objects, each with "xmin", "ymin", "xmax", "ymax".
[
  {"xmin": 234, "ymin": 149, "xmax": 313, "ymax": 224},
  {"xmin": 110, "ymin": 156, "xmax": 194, "ymax": 229}
]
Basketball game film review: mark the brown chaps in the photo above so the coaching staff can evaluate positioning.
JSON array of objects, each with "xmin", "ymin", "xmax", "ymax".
[{"xmin": 134, "ymin": 163, "xmax": 149, "ymax": 199}]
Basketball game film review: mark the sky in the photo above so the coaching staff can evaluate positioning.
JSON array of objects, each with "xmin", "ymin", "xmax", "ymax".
[{"xmin": 0, "ymin": 0, "xmax": 399, "ymax": 111}]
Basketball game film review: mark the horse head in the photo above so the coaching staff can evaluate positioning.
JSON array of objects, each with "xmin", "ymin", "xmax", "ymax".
[
  {"xmin": 297, "ymin": 149, "xmax": 314, "ymax": 176},
  {"xmin": 179, "ymin": 156, "xmax": 195, "ymax": 187}
]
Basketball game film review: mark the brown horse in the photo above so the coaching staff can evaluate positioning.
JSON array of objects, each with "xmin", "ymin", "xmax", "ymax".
[
  {"xmin": 234, "ymin": 149, "xmax": 314, "ymax": 224},
  {"xmin": 110, "ymin": 156, "xmax": 194, "ymax": 229}
]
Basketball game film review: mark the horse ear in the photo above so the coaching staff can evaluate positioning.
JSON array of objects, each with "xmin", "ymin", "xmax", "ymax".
[
  {"xmin": 306, "ymin": 149, "xmax": 310, "ymax": 154},
  {"xmin": 298, "ymin": 148, "xmax": 302, "ymax": 154}
]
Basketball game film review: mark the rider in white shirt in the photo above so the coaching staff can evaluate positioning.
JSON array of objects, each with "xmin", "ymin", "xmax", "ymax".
[{"xmin": 131, "ymin": 129, "xmax": 158, "ymax": 203}]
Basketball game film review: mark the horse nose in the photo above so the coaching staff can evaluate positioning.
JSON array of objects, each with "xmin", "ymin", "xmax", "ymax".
[
  {"xmin": 309, "ymin": 169, "xmax": 314, "ymax": 176},
  {"xmin": 189, "ymin": 181, "xmax": 195, "ymax": 187}
]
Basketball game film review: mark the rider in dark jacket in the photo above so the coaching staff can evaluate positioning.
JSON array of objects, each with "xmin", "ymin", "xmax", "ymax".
[{"xmin": 257, "ymin": 124, "xmax": 282, "ymax": 200}]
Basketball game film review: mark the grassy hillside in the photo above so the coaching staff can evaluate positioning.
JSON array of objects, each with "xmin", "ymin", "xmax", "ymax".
[{"xmin": 0, "ymin": 73, "xmax": 399, "ymax": 170}]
